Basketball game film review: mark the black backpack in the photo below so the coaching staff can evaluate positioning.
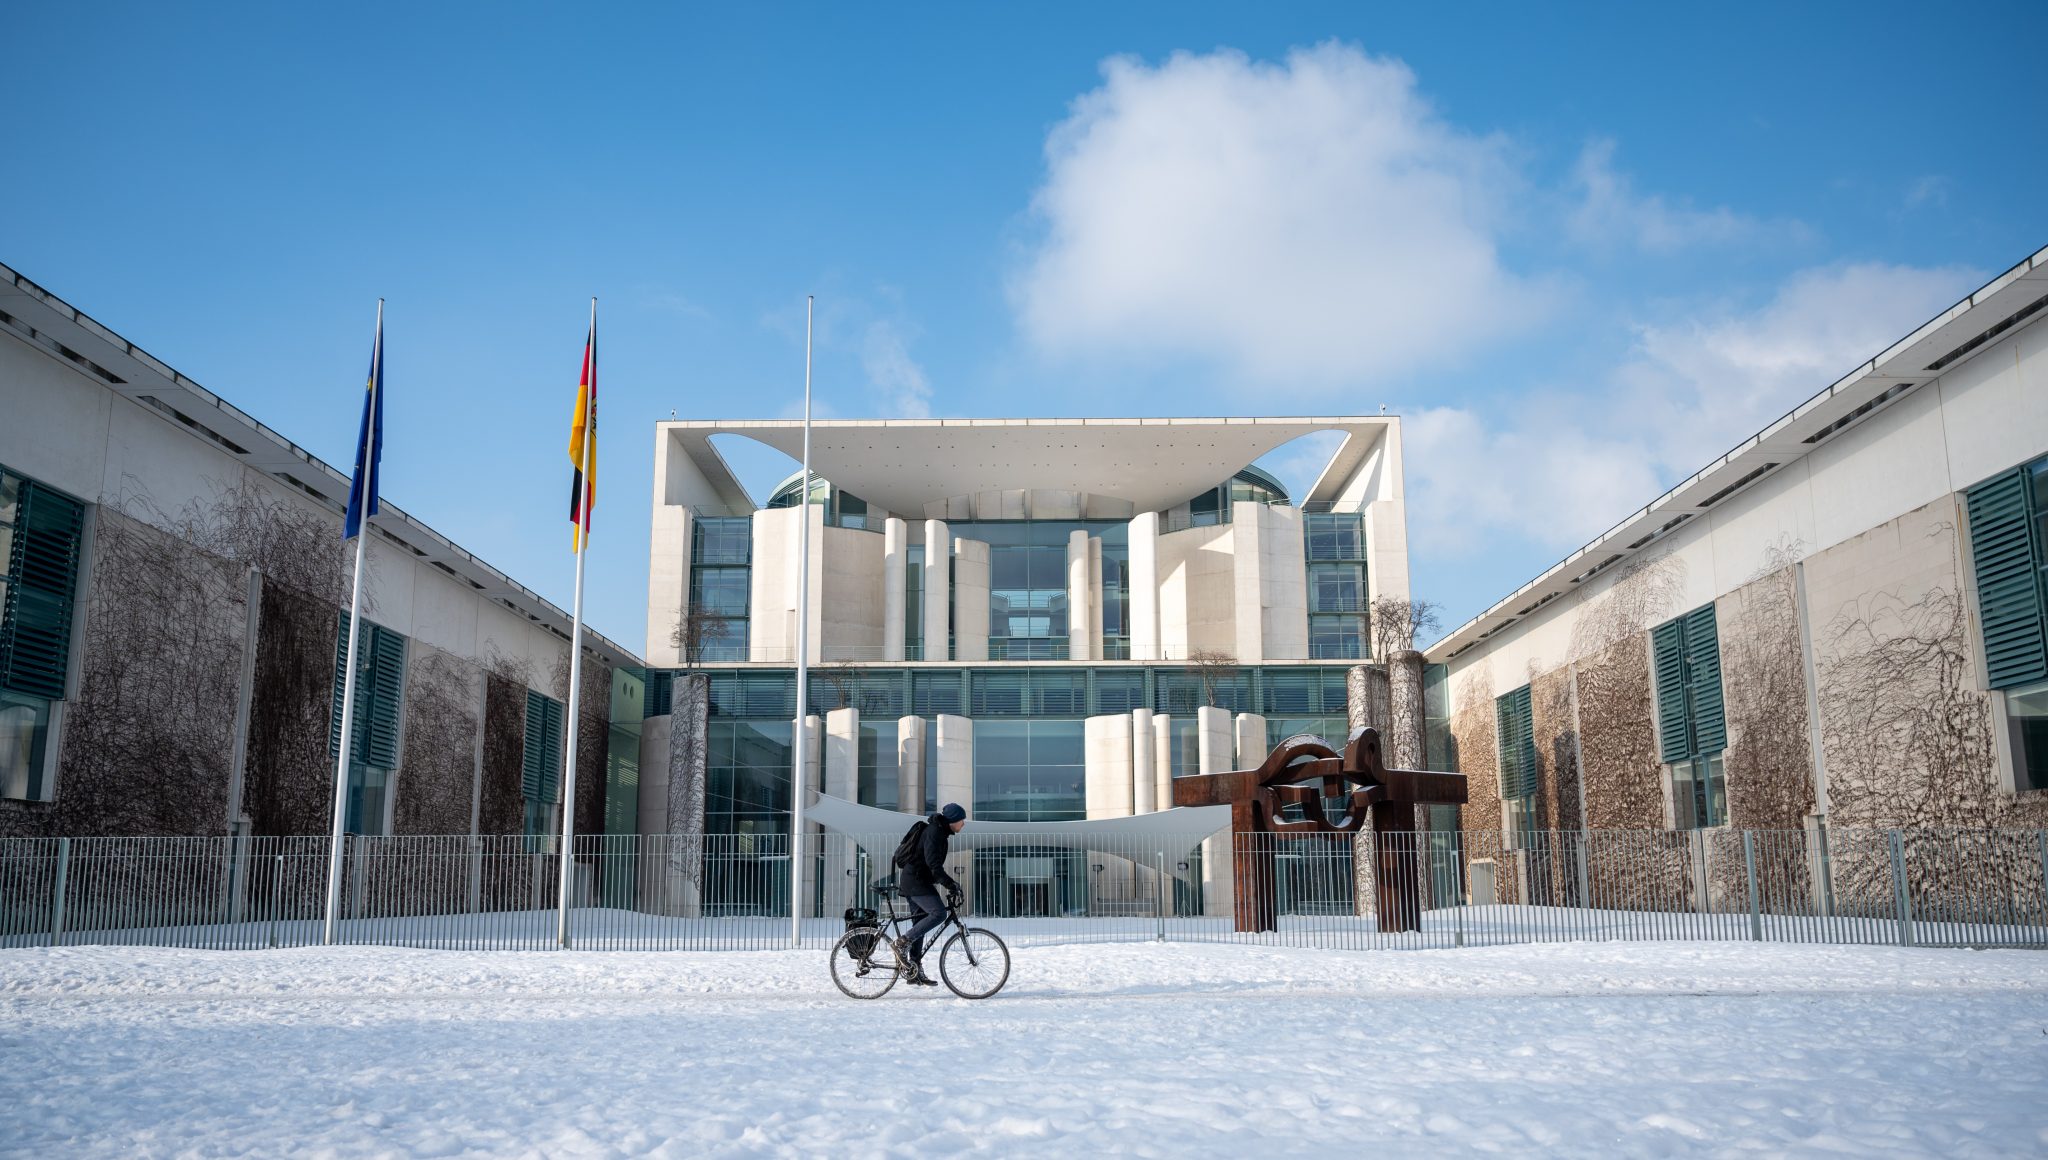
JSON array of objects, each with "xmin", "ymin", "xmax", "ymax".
[{"xmin": 891, "ymin": 820, "xmax": 928, "ymax": 870}]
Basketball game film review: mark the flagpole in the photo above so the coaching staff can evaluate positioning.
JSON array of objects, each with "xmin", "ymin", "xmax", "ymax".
[
  {"xmin": 323, "ymin": 298, "xmax": 381, "ymax": 946},
  {"xmin": 557, "ymin": 296, "xmax": 596, "ymax": 949},
  {"xmin": 791, "ymin": 295, "xmax": 813, "ymax": 948}
]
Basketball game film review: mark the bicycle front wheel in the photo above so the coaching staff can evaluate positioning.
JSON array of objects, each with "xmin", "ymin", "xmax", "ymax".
[
  {"xmin": 937, "ymin": 927, "xmax": 1010, "ymax": 999},
  {"xmin": 830, "ymin": 928, "xmax": 900, "ymax": 1000}
]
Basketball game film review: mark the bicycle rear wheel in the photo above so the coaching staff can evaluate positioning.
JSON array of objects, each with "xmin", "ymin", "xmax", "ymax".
[
  {"xmin": 937, "ymin": 927, "xmax": 1010, "ymax": 999},
  {"xmin": 830, "ymin": 928, "xmax": 900, "ymax": 999}
]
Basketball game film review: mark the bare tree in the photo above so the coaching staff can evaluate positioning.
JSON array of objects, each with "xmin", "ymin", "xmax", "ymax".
[
  {"xmin": 1368, "ymin": 596, "xmax": 1441, "ymax": 660},
  {"xmin": 670, "ymin": 607, "xmax": 732, "ymax": 669},
  {"xmin": 1184, "ymin": 648, "xmax": 1240, "ymax": 708}
]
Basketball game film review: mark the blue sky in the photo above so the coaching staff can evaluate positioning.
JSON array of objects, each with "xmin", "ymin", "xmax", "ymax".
[{"xmin": 5, "ymin": 2, "xmax": 2044, "ymax": 652}]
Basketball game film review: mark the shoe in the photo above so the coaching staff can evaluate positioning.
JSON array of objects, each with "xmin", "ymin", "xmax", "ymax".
[
  {"xmin": 891, "ymin": 937, "xmax": 913, "ymax": 965},
  {"xmin": 907, "ymin": 965, "xmax": 939, "ymax": 987}
]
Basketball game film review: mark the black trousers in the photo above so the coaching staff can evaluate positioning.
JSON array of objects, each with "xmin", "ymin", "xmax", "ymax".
[{"xmin": 900, "ymin": 883, "xmax": 946, "ymax": 961}]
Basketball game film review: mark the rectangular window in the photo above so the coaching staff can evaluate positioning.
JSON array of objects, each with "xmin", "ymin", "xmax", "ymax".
[
  {"xmin": 1304, "ymin": 513, "xmax": 1364, "ymax": 563},
  {"xmin": 1303, "ymin": 515, "xmax": 1367, "ymax": 659},
  {"xmin": 1965, "ymin": 458, "xmax": 2048, "ymax": 690},
  {"xmin": 1652, "ymin": 603, "xmax": 1727, "ymax": 828},
  {"xmin": 1495, "ymin": 684, "xmax": 1536, "ymax": 844},
  {"xmin": 0, "ymin": 689, "xmax": 52, "ymax": 801},
  {"xmin": 689, "ymin": 518, "xmax": 753, "ymax": 662},
  {"xmin": 330, "ymin": 613, "xmax": 407, "ymax": 835},
  {"xmin": 0, "ymin": 470, "xmax": 87, "ymax": 701},
  {"xmin": 904, "ymin": 544, "xmax": 924, "ymax": 660},
  {"xmin": 521, "ymin": 690, "xmax": 566, "ymax": 846},
  {"xmin": 913, "ymin": 671, "xmax": 964, "ymax": 717},
  {"xmin": 2004, "ymin": 677, "xmax": 2048, "ymax": 793},
  {"xmin": 1091, "ymin": 670, "xmax": 1145, "ymax": 714}
]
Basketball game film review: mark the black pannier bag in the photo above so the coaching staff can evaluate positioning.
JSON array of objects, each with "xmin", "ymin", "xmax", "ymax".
[{"xmin": 843, "ymin": 906, "xmax": 881, "ymax": 958}]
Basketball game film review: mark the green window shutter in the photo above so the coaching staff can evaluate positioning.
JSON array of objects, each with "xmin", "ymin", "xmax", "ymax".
[
  {"xmin": 1966, "ymin": 469, "xmax": 2048, "ymax": 690},
  {"xmin": 1684, "ymin": 605, "xmax": 1726, "ymax": 754},
  {"xmin": 1494, "ymin": 684, "xmax": 1534, "ymax": 800},
  {"xmin": 0, "ymin": 482, "xmax": 85, "ymax": 700},
  {"xmin": 523, "ymin": 690, "xmax": 565, "ymax": 803},
  {"xmin": 363, "ymin": 627, "xmax": 406, "ymax": 767},
  {"xmin": 1263, "ymin": 669, "xmax": 1316, "ymax": 715},
  {"xmin": 1652, "ymin": 618, "xmax": 1689, "ymax": 762},
  {"xmin": 971, "ymin": 670, "xmax": 1027, "ymax": 715},
  {"xmin": 330, "ymin": 615, "xmax": 407, "ymax": 766}
]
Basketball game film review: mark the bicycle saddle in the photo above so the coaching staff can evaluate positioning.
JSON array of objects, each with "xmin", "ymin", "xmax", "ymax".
[{"xmin": 872, "ymin": 883, "xmax": 901, "ymax": 898}]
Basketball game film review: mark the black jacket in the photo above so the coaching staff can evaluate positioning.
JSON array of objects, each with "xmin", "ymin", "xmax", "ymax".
[{"xmin": 897, "ymin": 813, "xmax": 959, "ymax": 894}]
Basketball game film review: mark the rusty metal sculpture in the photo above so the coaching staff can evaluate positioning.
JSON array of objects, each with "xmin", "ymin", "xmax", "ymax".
[{"xmin": 1171, "ymin": 727, "xmax": 1467, "ymax": 934}]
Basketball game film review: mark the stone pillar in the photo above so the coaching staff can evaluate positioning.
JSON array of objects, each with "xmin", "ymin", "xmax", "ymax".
[
  {"xmin": 797, "ymin": 713, "xmax": 821, "ymax": 918},
  {"xmin": 1388, "ymin": 650, "xmax": 1426, "ymax": 770},
  {"xmin": 1347, "ymin": 664, "xmax": 1392, "ymax": 733},
  {"xmin": 1152, "ymin": 712, "xmax": 1173, "ymax": 814},
  {"xmin": 897, "ymin": 714, "xmax": 926, "ymax": 816},
  {"xmin": 923, "ymin": 519, "xmax": 950, "ymax": 661},
  {"xmin": 1232, "ymin": 712, "xmax": 1269, "ymax": 768},
  {"xmin": 1127, "ymin": 512, "xmax": 1159, "ymax": 661},
  {"xmin": 935, "ymin": 713, "xmax": 974, "ymax": 909},
  {"xmin": 953, "ymin": 538, "xmax": 991, "ymax": 661},
  {"xmin": 1197, "ymin": 704, "xmax": 1234, "ymax": 917},
  {"xmin": 1345, "ymin": 665, "xmax": 1390, "ymax": 919},
  {"xmin": 1067, "ymin": 529, "xmax": 1093, "ymax": 661},
  {"xmin": 660, "ymin": 673, "xmax": 709, "ymax": 918},
  {"xmin": 1232, "ymin": 502, "xmax": 1265, "ymax": 662},
  {"xmin": 883, "ymin": 517, "xmax": 908, "ymax": 662},
  {"xmin": 1083, "ymin": 714, "xmax": 1135, "ymax": 818},
  {"xmin": 1130, "ymin": 707, "xmax": 1156, "ymax": 813},
  {"xmin": 1088, "ymin": 537, "xmax": 1104, "ymax": 661},
  {"xmin": 822, "ymin": 708, "xmax": 859, "ymax": 915}
]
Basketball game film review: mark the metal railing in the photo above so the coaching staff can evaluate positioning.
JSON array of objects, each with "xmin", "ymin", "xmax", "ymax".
[{"xmin": 3, "ymin": 827, "xmax": 2045, "ymax": 952}]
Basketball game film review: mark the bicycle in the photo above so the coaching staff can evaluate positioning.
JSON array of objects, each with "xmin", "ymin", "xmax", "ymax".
[{"xmin": 830, "ymin": 882, "xmax": 1010, "ymax": 1000}]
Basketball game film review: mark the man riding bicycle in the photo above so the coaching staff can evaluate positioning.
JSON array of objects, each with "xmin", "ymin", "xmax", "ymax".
[{"xmin": 893, "ymin": 802, "xmax": 967, "ymax": 986}]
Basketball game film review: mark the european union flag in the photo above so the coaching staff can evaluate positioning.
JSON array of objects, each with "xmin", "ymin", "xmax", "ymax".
[{"xmin": 344, "ymin": 306, "xmax": 383, "ymax": 540}]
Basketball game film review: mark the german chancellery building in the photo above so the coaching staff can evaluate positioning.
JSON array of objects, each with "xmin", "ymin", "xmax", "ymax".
[
  {"xmin": 627, "ymin": 416, "xmax": 1421, "ymax": 914},
  {"xmin": 1423, "ymin": 245, "xmax": 2048, "ymax": 906}
]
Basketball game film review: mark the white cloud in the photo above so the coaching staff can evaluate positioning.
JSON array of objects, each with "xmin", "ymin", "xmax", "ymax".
[
  {"xmin": 1566, "ymin": 139, "xmax": 1775, "ymax": 253},
  {"xmin": 1012, "ymin": 42, "xmax": 1550, "ymax": 386},
  {"xmin": 1406, "ymin": 262, "xmax": 1978, "ymax": 559},
  {"xmin": 862, "ymin": 320, "xmax": 933, "ymax": 418}
]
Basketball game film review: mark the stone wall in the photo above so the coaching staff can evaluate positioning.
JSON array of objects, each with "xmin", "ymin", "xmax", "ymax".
[
  {"xmin": 8, "ymin": 510, "xmax": 246, "ymax": 838},
  {"xmin": 1716, "ymin": 566, "xmax": 1815, "ymax": 830},
  {"xmin": 478, "ymin": 671, "xmax": 528, "ymax": 836},
  {"xmin": 394, "ymin": 644, "xmax": 481, "ymax": 836},
  {"xmin": 242, "ymin": 576, "xmax": 342, "ymax": 837}
]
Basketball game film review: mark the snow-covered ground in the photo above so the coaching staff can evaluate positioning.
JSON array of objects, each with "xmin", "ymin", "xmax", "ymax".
[{"xmin": 3, "ymin": 941, "xmax": 2045, "ymax": 1157}]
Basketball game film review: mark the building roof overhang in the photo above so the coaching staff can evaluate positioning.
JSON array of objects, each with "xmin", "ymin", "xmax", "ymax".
[
  {"xmin": 662, "ymin": 416, "xmax": 1397, "ymax": 517},
  {"xmin": 1426, "ymin": 243, "xmax": 2048, "ymax": 663},
  {"xmin": 0, "ymin": 261, "xmax": 641, "ymax": 670}
]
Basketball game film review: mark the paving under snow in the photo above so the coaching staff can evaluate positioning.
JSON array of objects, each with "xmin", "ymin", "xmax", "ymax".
[{"xmin": 2, "ymin": 940, "xmax": 2045, "ymax": 1157}]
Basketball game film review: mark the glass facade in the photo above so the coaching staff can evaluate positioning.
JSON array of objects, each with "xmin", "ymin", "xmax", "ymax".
[
  {"xmin": 689, "ymin": 518, "xmax": 752, "ymax": 662},
  {"xmin": 944, "ymin": 519, "xmax": 1130, "ymax": 660},
  {"xmin": 0, "ymin": 465, "xmax": 84, "ymax": 803},
  {"xmin": 2006, "ymin": 678, "xmax": 2048, "ymax": 793},
  {"xmin": 973, "ymin": 720, "xmax": 1085, "ymax": 822},
  {"xmin": 1305, "ymin": 512, "xmax": 1368, "ymax": 660}
]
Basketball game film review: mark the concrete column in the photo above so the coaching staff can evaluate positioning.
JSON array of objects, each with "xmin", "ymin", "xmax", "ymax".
[
  {"xmin": 1198, "ymin": 702, "xmax": 1235, "ymax": 919},
  {"xmin": 1127, "ymin": 512, "xmax": 1160, "ymax": 661},
  {"xmin": 655, "ymin": 673, "xmax": 709, "ymax": 918},
  {"xmin": 1232, "ymin": 502, "xmax": 1265, "ymax": 662},
  {"xmin": 883, "ymin": 517, "xmax": 908, "ymax": 662},
  {"xmin": 1083, "ymin": 714, "xmax": 1136, "ymax": 818},
  {"xmin": 1067, "ymin": 529, "xmax": 1093, "ymax": 661},
  {"xmin": 1088, "ymin": 536, "xmax": 1104, "ymax": 661},
  {"xmin": 1130, "ymin": 708, "xmax": 1155, "ymax": 813},
  {"xmin": 953, "ymin": 538, "xmax": 991, "ymax": 662},
  {"xmin": 1152, "ymin": 713, "xmax": 1173, "ymax": 812},
  {"xmin": 935, "ymin": 713, "xmax": 974, "ymax": 909},
  {"xmin": 797, "ymin": 713, "xmax": 822, "ymax": 918},
  {"xmin": 897, "ymin": 714, "xmax": 926, "ymax": 816},
  {"xmin": 923, "ymin": 520, "xmax": 950, "ymax": 661},
  {"xmin": 1388, "ymin": 650, "xmax": 1425, "ymax": 769},
  {"xmin": 1233, "ymin": 712, "xmax": 1269, "ymax": 768},
  {"xmin": 822, "ymin": 708, "xmax": 859, "ymax": 915}
]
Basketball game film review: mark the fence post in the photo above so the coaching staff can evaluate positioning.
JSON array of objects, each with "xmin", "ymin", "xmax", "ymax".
[
  {"xmin": 269, "ymin": 853, "xmax": 284, "ymax": 949},
  {"xmin": 1453, "ymin": 851, "xmax": 1466, "ymax": 948},
  {"xmin": 2037, "ymin": 831, "xmax": 2047, "ymax": 939},
  {"xmin": 1742, "ymin": 830, "xmax": 1762, "ymax": 942},
  {"xmin": 48, "ymin": 837, "xmax": 70, "ymax": 947},
  {"xmin": 1156, "ymin": 851, "xmax": 1168, "ymax": 942},
  {"xmin": 1888, "ymin": 829, "xmax": 1913, "ymax": 947}
]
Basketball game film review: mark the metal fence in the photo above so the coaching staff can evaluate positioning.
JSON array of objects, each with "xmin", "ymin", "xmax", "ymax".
[{"xmin": 3, "ymin": 827, "xmax": 2045, "ymax": 952}]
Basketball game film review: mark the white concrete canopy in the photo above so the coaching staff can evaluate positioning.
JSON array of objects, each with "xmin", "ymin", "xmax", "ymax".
[{"xmin": 659, "ymin": 417, "xmax": 1399, "ymax": 518}]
